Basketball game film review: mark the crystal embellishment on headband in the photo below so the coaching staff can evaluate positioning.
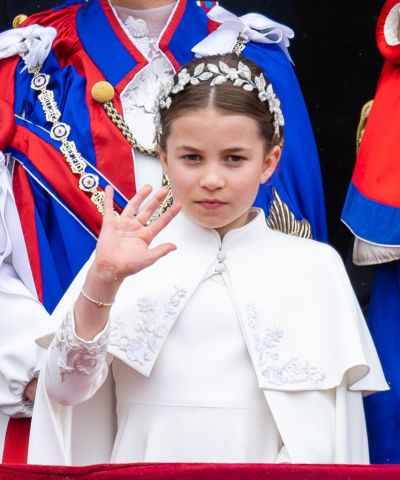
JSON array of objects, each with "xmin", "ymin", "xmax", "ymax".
[{"xmin": 156, "ymin": 60, "xmax": 284, "ymax": 137}]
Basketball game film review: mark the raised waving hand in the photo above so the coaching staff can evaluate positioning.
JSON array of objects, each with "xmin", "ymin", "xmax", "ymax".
[
  {"xmin": 95, "ymin": 184, "xmax": 180, "ymax": 280},
  {"xmin": 74, "ymin": 185, "xmax": 180, "ymax": 340}
]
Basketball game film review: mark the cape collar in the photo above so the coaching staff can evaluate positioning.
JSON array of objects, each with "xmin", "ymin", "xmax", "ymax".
[
  {"xmin": 76, "ymin": 0, "xmax": 209, "ymax": 94},
  {"xmin": 165, "ymin": 208, "xmax": 268, "ymax": 252},
  {"xmin": 105, "ymin": 207, "xmax": 385, "ymax": 395}
]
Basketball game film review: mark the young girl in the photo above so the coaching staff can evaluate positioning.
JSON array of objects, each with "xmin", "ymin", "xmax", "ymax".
[{"xmin": 29, "ymin": 53, "xmax": 387, "ymax": 466}]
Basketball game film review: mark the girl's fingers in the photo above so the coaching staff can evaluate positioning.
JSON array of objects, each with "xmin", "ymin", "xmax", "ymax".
[
  {"xmin": 135, "ymin": 187, "xmax": 170, "ymax": 224},
  {"xmin": 121, "ymin": 184, "xmax": 153, "ymax": 219},
  {"xmin": 148, "ymin": 242, "xmax": 177, "ymax": 263},
  {"xmin": 103, "ymin": 185, "xmax": 114, "ymax": 221},
  {"xmin": 147, "ymin": 202, "xmax": 181, "ymax": 238}
]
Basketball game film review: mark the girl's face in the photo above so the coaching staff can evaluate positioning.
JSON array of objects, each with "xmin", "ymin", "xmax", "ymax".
[{"xmin": 159, "ymin": 107, "xmax": 281, "ymax": 237}]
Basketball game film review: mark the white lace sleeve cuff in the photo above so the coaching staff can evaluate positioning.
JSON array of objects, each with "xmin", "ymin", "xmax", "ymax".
[
  {"xmin": 50, "ymin": 310, "xmax": 110, "ymax": 383},
  {"xmin": 45, "ymin": 311, "xmax": 111, "ymax": 406}
]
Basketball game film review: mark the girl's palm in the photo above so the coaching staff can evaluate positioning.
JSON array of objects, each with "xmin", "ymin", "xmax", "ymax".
[{"xmin": 95, "ymin": 185, "xmax": 180, "ymax": 279}]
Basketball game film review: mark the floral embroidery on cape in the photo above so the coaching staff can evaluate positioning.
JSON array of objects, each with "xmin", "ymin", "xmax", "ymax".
[
  {"xmin": 245, "ymin": 303, "xmax": 325, "ymax": 386},
  {"xmin": 110, "ymin": 286, "xmax": 187, "ymax": 365}
]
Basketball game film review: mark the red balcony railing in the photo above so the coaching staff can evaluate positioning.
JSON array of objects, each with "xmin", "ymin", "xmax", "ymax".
[{"xmin": 1, "ymin": 463, "xmax": 400, "ymax": 480}]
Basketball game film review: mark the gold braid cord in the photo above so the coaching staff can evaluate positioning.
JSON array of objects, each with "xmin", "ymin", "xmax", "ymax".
[
  {"xmin": 356, "ymin": 100, "xmax": 373, "ymax": 154},
  {"xmin": 101, "ymin": 101, "xmax": 173, "ymax": 222},
  {"xmin": 29, "ymin": 66, "xmax": 116, "ymax": 216},
  {"xmin": 92, "ymin": 85, "xmax": 172, "ymax": 222},
  {"xmin": 233, "ymin": 34, "xmax": 246, "ymax": 56},
  {"xmin": 266, "ymin": 189, "xmax": 313, "ymax": 239},
  {"xmin": 103, "ymin": 102, "xmax": 159, "ymax": 158},
  {"xmin": 146, "ymin": 173, "xmax": 173, "ymax": 224}
]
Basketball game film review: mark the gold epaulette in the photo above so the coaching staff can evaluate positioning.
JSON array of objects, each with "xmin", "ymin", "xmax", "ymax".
[
  {"xmin": 266, "ymin": 189, "xmax": 312, "ymax": 239},
  {"xmin": 356, "ymin": 100, "xmax": 373, "ymax": 153}
]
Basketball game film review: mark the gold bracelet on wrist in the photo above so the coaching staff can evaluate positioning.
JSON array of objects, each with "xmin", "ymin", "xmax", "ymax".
[{"xmin": 80, "ymin": 288, "xmax": 115, "ymax": 308}]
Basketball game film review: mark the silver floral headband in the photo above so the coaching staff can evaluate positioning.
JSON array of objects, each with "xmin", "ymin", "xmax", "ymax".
[{"xmin": 155, "ymin": 60, "xmax": 284, "ymax": 139}]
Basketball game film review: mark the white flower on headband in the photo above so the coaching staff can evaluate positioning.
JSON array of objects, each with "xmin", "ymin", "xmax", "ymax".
[{"xmin": 156, "ymin": 60, "xmax": 285, "ymax": 138}]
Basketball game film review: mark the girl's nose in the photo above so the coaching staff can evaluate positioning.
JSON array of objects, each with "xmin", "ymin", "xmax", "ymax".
[{"xmin": 199, "ymin": 169, "xmax": 225, "ymax": 190}]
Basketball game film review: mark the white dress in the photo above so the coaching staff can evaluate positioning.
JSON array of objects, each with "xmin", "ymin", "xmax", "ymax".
[
  {"xmin": 43, "ymin": 227, "xmax": 285, "ymax": 463},
  {"xmin": 111, "ymin": 272, "xmax": 282, "ymax": 463},
  {"xmin": 29, "ymin": 210, "xmax": 388, "ymax": 465}
]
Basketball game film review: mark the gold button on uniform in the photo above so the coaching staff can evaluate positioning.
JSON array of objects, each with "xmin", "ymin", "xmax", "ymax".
[
  {"xmin": 13, "ymin": 14, "xmax": 28, "ymax": 28},
  {"xmin": 91, "ymin": 81, "xmax": 115, "ymax": 104}
]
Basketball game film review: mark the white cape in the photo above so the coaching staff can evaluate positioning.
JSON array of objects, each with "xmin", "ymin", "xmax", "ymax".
[{"xmin": 29, "ymin": 210, "xmax": 388, "ymax": 465}]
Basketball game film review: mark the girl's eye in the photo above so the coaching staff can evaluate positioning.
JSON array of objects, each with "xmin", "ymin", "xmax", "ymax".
[
  {"xmin": 182, "ymin": 154, "xmax": 201, "ymax": 162},
  {"xmin": 226, "ymin": 155, "xmax": 245, "ymax": 163}
]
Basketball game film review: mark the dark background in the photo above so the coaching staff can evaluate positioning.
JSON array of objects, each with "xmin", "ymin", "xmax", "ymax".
[{"xmin": 0, "ymin": 0, "xmax": 385, "ymax": 302}]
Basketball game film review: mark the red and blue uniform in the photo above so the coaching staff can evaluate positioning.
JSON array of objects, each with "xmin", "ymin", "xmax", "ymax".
[{"xmin": 342, "ymin": 0, "xmax": 400, "ymax": 463}]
